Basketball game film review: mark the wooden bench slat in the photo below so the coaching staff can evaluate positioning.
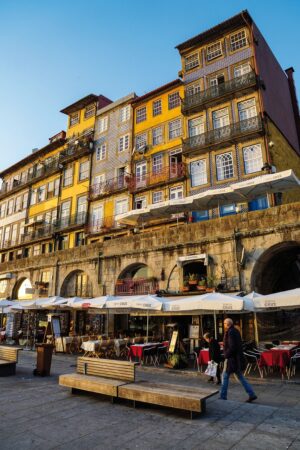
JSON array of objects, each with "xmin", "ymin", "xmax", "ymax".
[
  {"xmin": 76, "ymin": 357, "xmax": 136, "ymax": 382},
  {"xmin": 59, "ymin": 373, "xmax": 128, "ymax": 397}
]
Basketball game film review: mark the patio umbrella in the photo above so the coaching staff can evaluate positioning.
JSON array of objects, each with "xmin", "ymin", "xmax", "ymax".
[
  {"xmin": 68, "ymin": 296, "xmax": 107, "ymax": 309},
  {"xmin": 148, "ymin": 197, "xmax": 194, "ymax": 219},
  {"xmin": 231, "ymin": 169, "xmax": 300, "ymax": 200},
  {"xmin": 252, "ymin": 288, "xmax": 300, "ymax": 309},
  {"xmin": 0, "ymin": 300, "xmax": 13, "ymax": 327},
  {"xmin": 236, "ymin": 291, "xmax": 265, "ymax": 344},
  {"xmin": 35, "ymin": 296, "xmax": 68, "ymax": 308},
  {"xmin": 10, "ymin": 300, "xmax": 38, "ymax": 350},
  {"xmin": 190, "ymin": 186, "xmax": 244, "ymax": 210},
  {"xmin": 115, "ymin": 207, "xmax": 154, "ymax": 226}
]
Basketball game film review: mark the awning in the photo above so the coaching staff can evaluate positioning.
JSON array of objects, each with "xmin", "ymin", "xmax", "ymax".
[
  {"xmin": 105, "ymin": 295, "xmax": 163, "ymax": 311},
  {"xmin": 148, "ymin": 197, "xmax": 194, "ymax": 218},
  {"xmin": 190, "ymin": 186, "xmax": 243, "ymax": 210},
  {"xmin": 177, "ymin": 253, "xmax": 208, "ymax": 266},
  {"xmin": 67, "ymin": 296, "xmax": 107, "ymax": 309},
  {"xmin": 252, "ymin": 288, "xmax": 300, "ymax": 309},
  {"xmin": 115, "ymin": 207, "xmax": 153, "ymax": 225},
  {"xmin": 163, "ymin": 293, "xmax": 244, "ymax": 312}
]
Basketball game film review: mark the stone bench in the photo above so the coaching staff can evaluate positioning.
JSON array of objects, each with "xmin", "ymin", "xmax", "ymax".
[{"xmin": 0, "ymin": 346, "xmax": 22, "ymax": 376}]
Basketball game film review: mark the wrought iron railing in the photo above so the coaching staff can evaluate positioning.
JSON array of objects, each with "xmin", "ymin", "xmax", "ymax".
[
  {"xmin": 115, "ymin": 278, "xmax": 159, "ymax": 295},
  {"xmin": 86, "ymin": 216, "xmax": 126, "ymax": 234},
  {"xmin": 54, "ymin": 212, "xmax": 87, "ymax": 231},
  {"xmin": 89, "ymin": 176, "xmax": 128, "ymax": 200},
  {"xmin": 182, "ymin": 71, "xmax": 257, "ymax": 113},
  {"xmin": 60, "ymin": 136, "xmax": 93, "ymax": 163},
  {"xmin": 21, "ymin": 224, "xmax": 55, "ymax": 243},
  {"xmin": 128, "ymin": 163, "xmax": 186, "ymax": 192},
  {"xmin": 183, "ymin": 116, "xmax": 263, "ymax": 154}
]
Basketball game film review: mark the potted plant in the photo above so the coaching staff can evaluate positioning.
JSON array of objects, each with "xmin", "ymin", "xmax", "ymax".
[
  {"xmin": 197, "ymin": 277, "xmax": 207, "ymax": 292},
  {"xmin": 182, "ymin": 279, "xmax": 190, "ymax": 292},
  {"xmin": 206, "ymin": 276, "xmax": 216, "ymax": 293},
  {"xmin": 188, "ymin": 273, "xmax": 198, "ymax": 286}
]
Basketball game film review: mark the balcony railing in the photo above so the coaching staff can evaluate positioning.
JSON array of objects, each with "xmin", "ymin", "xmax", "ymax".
[
  {"xmin": 182, "ymin": 71, "xmax": 257, "ymax": 113},
  {"xmin": 128, "ymin": 163, "xmax": 186, "ymax": 193},
  {"xmin": 54, "ymin": 212, "xmax": 87, "ymax": 231},
  {"xmin": 115, "ymin": 278, "xmax": 159, "ymax": 295},
  {"xmin": 89, "ymin": 176, "xmax": 128, "ymax": 200},
  {"xmin": 60, "ymin": 136, "xmax": 93, "ymax": 164},
  {"xmin": 21, "ymin": 224, "xmax": 55, "ymax": 243},
  {"xmin": 86, "ymin": 216, "xmax": 126, "ymax": 235},
  {"xmin": 183, "ymin": 116, "xmax": 263, "ymax": 154}
]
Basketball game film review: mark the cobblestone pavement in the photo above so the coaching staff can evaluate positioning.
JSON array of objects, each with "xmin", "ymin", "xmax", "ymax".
[{"xmin": 1, "ymin": 351, "xmax": 300, "ymax": 450}]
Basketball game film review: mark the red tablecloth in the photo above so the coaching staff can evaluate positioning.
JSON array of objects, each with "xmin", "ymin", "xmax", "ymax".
[
  {"xmin": 259, "ymin": 349, "xmax": 293, "ymax": 370},
  {"xmin": 129, "ymin": 343, "xmax": 161, "ymax": 361},
  {"xmin": 198, "ymin": 349, "xmax": 210, "ymax": 365}
]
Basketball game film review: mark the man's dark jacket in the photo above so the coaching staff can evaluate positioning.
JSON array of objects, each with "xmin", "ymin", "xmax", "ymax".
[
  {"xmin": 223, "ymin": 325, "xmax": 246, "ymax": 374},
  {"xmin": 208, "ymin": 338, "xmax": 222, "ymax": 363}
]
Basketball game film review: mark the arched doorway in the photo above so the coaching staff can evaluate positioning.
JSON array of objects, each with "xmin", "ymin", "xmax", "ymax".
[
  {"xmin": 116, "ymin": 263, "xmax": 158, "ymax": 295},
  {"xmin": 251, "ymin": 241, "xmax": 300, "ymax": 294},
  {"xmin": 13, "ymin": 278, "xmax": 34, "ymax": 300},
  {"xmin": 60, "ymin": 270, "xmax": 93, "ymax": 298}
]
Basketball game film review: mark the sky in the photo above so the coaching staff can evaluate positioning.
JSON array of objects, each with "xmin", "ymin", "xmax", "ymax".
[{"xmin": 0, "ymin": 0, "xmax": 300, "ymax": 172}]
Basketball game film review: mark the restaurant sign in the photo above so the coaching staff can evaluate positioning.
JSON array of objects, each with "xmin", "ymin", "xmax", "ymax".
[
  {"xmin": 264, "ymin": 300, "xmax": 277, "ymax": 308},
  {"xmin": 223, "ymin": 303, "xmax": 233, "ymax": 310}
]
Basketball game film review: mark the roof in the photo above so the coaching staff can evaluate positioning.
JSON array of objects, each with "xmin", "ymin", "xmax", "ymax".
[
  {"xmin": 176, "ymin": 10, "xmax": 253, "ymax": 52},
  {"xmin": 131, "ymin": 79, "xmax": 182, "ymax": 105},
  {"xmin": 60, "ymin": 94, "xmax": 100, "ymax": 115},
  {"xmin": 0, "ymin": 138, "xmax": 66, "ymax": 179},
  {"xmin": 97, "ymin": 92, "xmax": 137, "ymax": 116}
]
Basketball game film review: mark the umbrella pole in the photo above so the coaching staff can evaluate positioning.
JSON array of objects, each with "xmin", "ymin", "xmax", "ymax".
[
  {"xmin": 106, "ymin": 308, "xmax": 109, "ymax": 336},
  {"xmin": 214, "ymin": 311, "xmax": 217, "ymax": 340},
  {"xmin": 0, "ymin": 307, "xmax": 3, "ymax": 328},
  {"xmin": 146, "ymin": 310, "xmax": 149, "ymax": 344},
  {"xmin": 253, "ymin": 312, "xmax": 259, "ymax": 345},
  {"xmin": 24, "ymin": 310, "xmax": 30, "ymax": 351}
]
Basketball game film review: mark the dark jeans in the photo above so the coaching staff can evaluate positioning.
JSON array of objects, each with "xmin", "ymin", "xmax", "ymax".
[{"xmin": 220, "ymin": 370, "xmax": 255, "ymax": 400}]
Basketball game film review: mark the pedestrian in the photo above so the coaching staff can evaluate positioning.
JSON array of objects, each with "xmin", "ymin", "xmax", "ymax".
[
  {"xmin": 220, "ymin": 318, "xmax": 257, "ymax": 402},
  {"xmin": 203, "ymin": 332, "xmax": 222, "ymax": 384}
]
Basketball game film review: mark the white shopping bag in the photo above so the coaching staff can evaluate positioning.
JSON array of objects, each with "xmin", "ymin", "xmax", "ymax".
[{"xmin": 204, "ymin": 360, "xmax": 218, "ymax": 377}]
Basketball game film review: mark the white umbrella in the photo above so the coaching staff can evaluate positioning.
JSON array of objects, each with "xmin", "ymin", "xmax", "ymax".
[
  {"xmin": 115, "ymin": 208, "xmax": 154, "ymax": 225},
  {"xmin": 231, "ymin": 169, "xmax": 300, "ymax": 200},
  {"xmin": 69, "ymin": 296, "xmax": 107, "ymax": 309},
  {"xmin": 0, "ymin": 300, "xmax": 14, "ymax": 327},
  {"xmin": 35, "ymin": 296, "xmax": 67, "ymax": 308},
  {"xmin": 252, "ymin": 288, "xmax": 300, "ymax": 309},
  {"xmin": 190, "ymin": 186, "xmax": 243, "ymax": 210},
  {"xmin": 148, "ymin": 197, "xmax": 194, "ymax": 219}
]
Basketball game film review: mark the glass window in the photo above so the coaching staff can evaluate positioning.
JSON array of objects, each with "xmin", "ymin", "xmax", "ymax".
[
  {"xmin": 220, "ymin": 204, "xmax": 236, "ymax": 217},
  {"xmin": 192, "ymin": 211, "xmax": 209, "ymax": 222},
  {"xmin": 152, "ymin": 154, "xmax": 163, "ymax": 174},
  {"xmin": 134, "ymin": 196, "xmax": 147, "ymax": 209},
  {"xmin": 79, "ymin": 161, "xmax": 89, "ymax": 181},
  {"xmin": 63, "ymin": 166, "xmax": 73, "ymax": 187},
  {"xmin": 7, "ymin": 199, "xmax": 14, "ymax": 215},
  {"xmin": 47, "ymin": 181, "xmax": 54, "ymax": 199},
  {"xmin": 0, "ymin": 203, "xmax": 5, "ymax": 218},
  {"xmin": 37, "ymin": 185, "xmax": 46, "ymax": 202},
  {"xmin": 135, "ymin": 161, "xmax": 147, "ymax": 187},
  {"xmin": 3, "ymin": 226, "xmax": 10, "ymax": 245},
  {"xmin": 169, "ymin": 119, "xmax": 182, "ymax": 139},
  {"xmin": 70, "ymin": 112, "xmax": 79, "ymax": 126},
  {"xmin": 22, "ymin": 193, "xmax": 29, "ymax": 209},
  {"xmin": 238, "ymin": 98, "xmax": 257, "ymax": 121},
  {"xmin": 212, "ymin": 108, "xmax": 230, "ymax": 129},
  {"xmin": 207, "ymin": 42, "xmax": 222, "ymax": 61},
  {"xmin": 96, "ymin": 144, "xmax": 106, "ymax": 161},
  {"xmin": 33, "ymin": 245, "xmax": 40, "ymax": 256},
  {"xmin": 168, "ymin": 92, "xmax": 180, "ymax": 109},
  {"xmin": 248, "ymin": 196, "xmax": 269, "ymax": 212},
  {"xmin": 216, "ymin": 152, "xmax": 234, "ymax": 180},
  {"xmin": 120, "ymin": 105, "xmax": 130, "ymax": 122},
  {"xmin": 243, "ymin": 144, "xmax": 263, "ymax": 174},
  {"xmin": 152, "ymin": 99, "xmax": 162, "ymax": 116},
  {"xmin": 54, "ymin": 179, "xmax": 60, "ymax": 196},
  {"xmin": 170, "ymin": 186, "xmax": 183, "ymax": 200},
  {"xmin": 41, "ymin": 271, "xmax": 50, "ymax": 283},
  {"xmin": 60, "ymin": 200, "xmax": 71, "ymax": 225},
  {"xmin": 152, "ymin": 191, "xmax": 163, "ymax": 204},
  {"xmin": 11, "ymin": 224, "xmax": 18, "ymax": 245},
  {"xmin": 0, "ymin": 228, "xmax": 2, "ymax": 247},
  {"xmin": 136, "ymin": 106, "xmax": 147, "ymax": 123},
  {"xmin": 190, "ymin": 160, "xmax": 207, "ymax": 187},
  {"xmin": 118, "ymin": 134, "xmax": 129, "ymax": 152},
  {"xmin": 152, "ymin": 127, "xmax": 163, "ymax": 146},
  {"xmin": 188, "ymin": 117, "xmax": 204, "ymax": 137},
  {"xmin": 98, "ymin": 116, "xmax": 108, "ymax": 133},
  {"xmin": 91, "ymin": 204, "xmax": 103, "ymax": 227},
  {"xmin": 230, "ymin": 30, "xmax": 247, "ymax": 52},
  {"xmin": 135, "ymin": 133, "xmax": 147, "ymax": 150},
  {"xmin": 30, "ymin": 189, "xmax": 37, "ymax": 206},
  {"xmin": 115, "ymin": 198, "xmax": 128, "ymax": 215},
  {"xmin": 234, "ymin": 62, "xmax": 251, "ymax": 78},
  {"xmin": 75, "ymin": 232, "xmax": 85, "ymax": 247},
  {"xmin": 84, "ymin": 104, "xmax": 96, "ymax": 119},
  {"xmin": 77, "ymin": 196, "xmax": 87, "ymax": 222},
  {"xmin": 185, "ymin": 53, "xmax": 199, "ymax": 71},
  {"xmin": 186, "ymin": 83, "xmax": 201, "ymax": 96},
  {"xmin": 14, "ymin": 196, "xmax": 22, "ymax": 212}
]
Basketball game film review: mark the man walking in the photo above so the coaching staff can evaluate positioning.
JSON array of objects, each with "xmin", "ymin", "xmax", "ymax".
[{"xmin": 220, "ymin": 318, "xmax": 257, "ymax": 402}]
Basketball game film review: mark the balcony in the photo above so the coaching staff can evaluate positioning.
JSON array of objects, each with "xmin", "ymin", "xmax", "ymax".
[
  {"xmin": 183, "ymin": 116, "xmax": 263, "ymax": 155},
  {"xmin": 1, "ymin": 239, "xmax": 19, "ymax": 250},
  {"xmin": 21, "ymin": 224, "xmax": 55, "ymax": 243},
  {"xmin": 54, "ymin": 212, "xmax": 87, "ymax": 232},
  {"xmin": 115, "ymin": 278, "xmax": 159, "ymax": 295},
  {"xmin": 182, "ymin": 71, "xmax": 257, "ymax": 114},
  {"xmin": 60, "ymin": 135, "xmax": 93, "ymax": 164},
  {"xmin": 89, "ymin": 176, "xmax": 128, "ymax": 200},
  {"xmin": 128, "ymin": 163, "xmax": 186, "ymax": 193},
  {"xmin": 86, "ymin": 216, "xmax": 127, "ymax": 235}
]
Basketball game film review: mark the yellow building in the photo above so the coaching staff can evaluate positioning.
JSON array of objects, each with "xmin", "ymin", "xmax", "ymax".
[{"xmin": 130, "ymin": 80, "xmax": 186, "ymax": 222}]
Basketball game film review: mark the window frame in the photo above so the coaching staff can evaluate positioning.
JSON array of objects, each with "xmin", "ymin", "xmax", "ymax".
[
  {"xmin": 230, "ymin": 29, "xmax": 247, "ymax": 52},
  {"xmin": 243, "ymin": 143, "xmax": 263, "ymax": 174},
  {"xmin": 168, "ymin": 119, "xmax": 182, "ymax": 140},
  {"xmin": 96, "ymin": 143, "xmax": 107, "ymax": 161},
  {"xmin": 190, "ymin": 159, "xmax": 208, "ymax": 187},
  {"xmin": 216, "ymin": 152, "xmax": 234, "ymax": 181},
  {"xmin": 168, "ymin": 92, "xmax": 181, "ymax": 110},
  {"xmin": 136, "ymin": 106, "xmax": 147, "ymax": 124},
  {"xmin": 152, "ymin": 99, "xmax": 162, "ymax": 117},
  {"xmin": 206, "ymin": 41, "xmax": 223, "ymax": 61}
]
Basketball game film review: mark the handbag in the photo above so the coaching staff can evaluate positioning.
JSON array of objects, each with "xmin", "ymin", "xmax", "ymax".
[{"xmin": 205, "ymin": 360, "xmax": 218, "ymax": 377}]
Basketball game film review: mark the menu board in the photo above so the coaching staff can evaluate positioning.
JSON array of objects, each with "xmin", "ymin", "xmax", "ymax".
[
  {"xmin": 189, "ymin": 325, "xmax": 200, "ymax": 339},
  {"xmin": 168, "ymin": 331, "xmax": 178, "ymax": 354},
  {"xmin": 51, "ymin": 317, "xmax": 61, "ymax": 337}
]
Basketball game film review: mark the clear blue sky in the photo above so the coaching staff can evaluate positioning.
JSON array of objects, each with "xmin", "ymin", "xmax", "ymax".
[{"xmin": 1, "ymin": 0, "xmax": 300, "ymax": 172}]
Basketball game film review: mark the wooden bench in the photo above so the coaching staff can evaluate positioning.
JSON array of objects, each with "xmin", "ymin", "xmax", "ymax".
[
  {"xmin": 59, "ymin": 357, "xmax": 218, "ymax": 418},
  {"xmin": 0, "ymin": 346, "xmax": 22, "ymax": 376},
  {"xmin": 118, "ymin": 380, "xmax": 218, "ymax": 419},
  {"xmin": 59, "ymin": 357, "xmax": 137, "ymax": 401}
]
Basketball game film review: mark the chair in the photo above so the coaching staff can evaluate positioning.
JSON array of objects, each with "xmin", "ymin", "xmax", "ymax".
[
  {"xmin": 143, "ymin": 347, "xmax": 157, "ymax": 366},
  {"xmin": 157, "ymin": 346, "xmax": 168, "ymax": 365},
  {"xmin": 243, "ymin": 351, "xmax": 263, "ymax": 378},
  {"xmin": 288, "ymin": 354, "xmax": 300, "ymax": 378}
]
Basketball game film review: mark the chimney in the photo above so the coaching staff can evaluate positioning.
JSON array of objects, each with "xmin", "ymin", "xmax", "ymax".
[{"xmin": 285, "ymin": 67, "xmax": 300, "ymax": 150}]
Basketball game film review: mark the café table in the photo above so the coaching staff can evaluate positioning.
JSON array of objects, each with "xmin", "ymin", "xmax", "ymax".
[
  {"xmin": 81, "ymin": 340, "xmax": 101, "ymax": 357},
  {"xmin": 197, "ymin": 348, "xmax": 210, "ymax": 371},
  {"xmin": 129, "ymin": 342, "xmax": 161, "ymax": 364},
  {"xmin": 259, "ymin": 344, "xmax": 296, "ymax": 377}
]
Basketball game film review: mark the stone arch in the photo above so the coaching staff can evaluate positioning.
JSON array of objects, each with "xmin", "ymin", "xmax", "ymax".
[
  {"xmin": 12, "ymin": 277, "xmax": 34, "ymax": 300},
  {"xmin": 60, "ymin": 269, "xmax": 93, "ymax": 298},
  {"xmin": 116, "ymin": 262, "xmax": 159, "ymax": 295},
  {"xmin": 251, "ymin": 241, "xmax": 300, "ymax": 294}
]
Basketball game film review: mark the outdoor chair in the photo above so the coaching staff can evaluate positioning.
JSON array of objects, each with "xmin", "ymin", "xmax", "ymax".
[
  {"xmin": 243, "ymin": 351, "xmax": 263, "ymax": 378},
  {"xmin": 143, "ymin": 346, "xmax": 157, "ymax": 366},
  {"xmin": 288, "ymin": 354, "xmax": 300, "ymax": 378},
  {"xmin": 157, "ymin": 345, "xmax": 168, "ymax": 364}
]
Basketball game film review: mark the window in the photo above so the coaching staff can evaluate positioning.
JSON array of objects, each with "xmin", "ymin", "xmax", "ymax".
[
  {"xmin": 0, "ymin": 228, "xmax": 2, "ymax": 247},
  {"xmin": 120, "ymin": 105, "xmax": 130, "ymax": 122},
  {"xmin": 243, "ymin": 144, "xmax": 263, "ymax": 174},
  {"xmin": 216, "ymin": 152, "xmax": 234, "ymax": 180},
  {"xmin": 30, "ymin": 190, "xmax": 37, "ymax": 206},
  {"xmin": 60, "ymin": 200, "xmax": 71, "ymax": 226},
  {"xmin": 152, "ymin": 99, "xmax": 162, "ymax": 116},
  {"xmin": 0, "ymin": 203, "xmax": 6, "ymax": 218},
  {"xmin": 77, "ymin": 196, "xmax": 87, "ymax": 222},
  {"xmin": 135, "ymin": 133, "xmax": 147, "ymax": 150},
  {"xmin": 230, "ymin": 30, "xmax": 247, "ymax": 52},
  {"xmin": 212, "ymin": 108, "xmax": 230, "ymax": 129},
  {"xmin": 238, "ymin": 98, "xmax": 257, "ymax": 121},
  {"xmin": 96, "ymin": 143, "xmax": 106, "ymax": 161},
  {"xmin": 190, "ymin": 160, "xmax": 207, "ymax": 187},
  {"xmin": 0, "ymin": 280, "xmax": 7, "ymax": 294},
  {"xmin": 41, "ymin": 271, "xmax": 50, "ymax": 283},
  {"xmin": 84, "ymin": 104, "xmax": 95, "ymax": 119},
  {"xmin": 170, "ymin": 186, "xmax": 183, "ymax": 200},
  {"xmin": 152, "ymin": 191, "xmax": 163, "ymax": 204},
  {"xmin": 152, "ymin": 154, "xmax": 163, "ymax": 174},
  {"xmin": 79, "ymin": 161, "xmax": 89, "ymax": 181},
  {"xmin": 169, "ymin": 119, "xmax": 182, "ymax": 139},
  {"xmin": 115, "ymin": 198, "xmax": 128, "ymax": 216},
  {"xmin": 91, "ymin": 204, "xmax": 104, "ymax": 228},
  {"xmin": 3, "ymin": 226, "xmax": 10, "ymax": 245},
  {"xmin": 54, "ymin": 179, "xmax": 60, "ymax": 196},
  {"xmin": 207, "ymin": 42, "xmax": 222, "ymax": 61},
  {"xmin": 11, "ymin": 224, "xmax": 18, "ymax": 245},
  {"xmin": 75, "ymin": 273, "xmax": 88, "ymax": 296},
  {"xmin": 70, "ymin": 112, "xmax": 79, "ymax": 126},
  {"xmin": 186, "ymin": 83, "xmax": 201, "ymax": 97},
  {"xmin": 37, "ymin": 185, "xmax": 46, "ymax": 203},
  {"xmin": 14, "ymin": 196, "xmax": 22, "ymax": 213},
  {"xmin": 22, "ymin": 192, "xmax": 28, "ymax": 209},
  {"xmin": 63, "ymin": 166, "xmax": 73, "ymax": 187},
  {"xmin": 210, "ymin": 74, "xmax": 225, "ymax": 87},
  {"xmin": 234, "ymin": 62, "xmax": 251, "ymax": 78},
  {"xmin": 98, "ymin": 116, "xmax": 108, "ymax": 133},
  {"xmin": 19, "ymin": 222, "xmax": 25, "ymax": 243},
  {"xmin": 152, "ymin": 127, "xmax": 163, "ymax": 146},
  {"xmin": 134, "ymin": 196, "xmax": 147, "ymax": 209},
  {"xmin": 47, "ymin": 181, "xmax": 54, "ymax": 199},
  {"xmin": 188, "ymin": 117, "xmax": 204, "ymax": 137},
  {"xmin": 136, "ymin": 106, "xmax": 147, "ymax": 123},
  {"xmin": 220, "ymin": 204, "xmax": 236, "ymax": 217},
  {"xmin": 7, "ymin": 199, "xmax": 14, "ymax": 215},
  {"xmin": 118, "ymin": 134, "xmax": 129, "ymax": 152},
  {"xmin": 117, "ymin": 167, "xmax": 125, "ymax": 188},
  {"xmin": 33, "ymin": 245, "xmax": 40, "ymax": 256},
  {"xmin": 58, "ymin": 235, "xmax": 69, "ymax": 251},
  {"xmin": 75, "ymin": 232, "xmax": 85, "ymax": 247},
  {"xmin": 168, "ymin": 92, "xmax": 180, "ymax": 109},
  {"xmin": 185, "ymin": 53, "xmax": 199, "ymax": 71},
  {"xmin": 135, "ymin": 161, "xmax": 147, "ymax": 187}
]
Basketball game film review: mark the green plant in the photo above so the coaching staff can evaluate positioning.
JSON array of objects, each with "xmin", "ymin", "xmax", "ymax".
[
  {"xmin": 198, "ymin": 278, "xmax": 206, "ymax": 286},
  {"xmin": 207, "ymin": 276, "xmax": 216, "ymax": 288},
  {"xmin": 188, "ymin": 273, "xmax": 197, "ymax": 281}
]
